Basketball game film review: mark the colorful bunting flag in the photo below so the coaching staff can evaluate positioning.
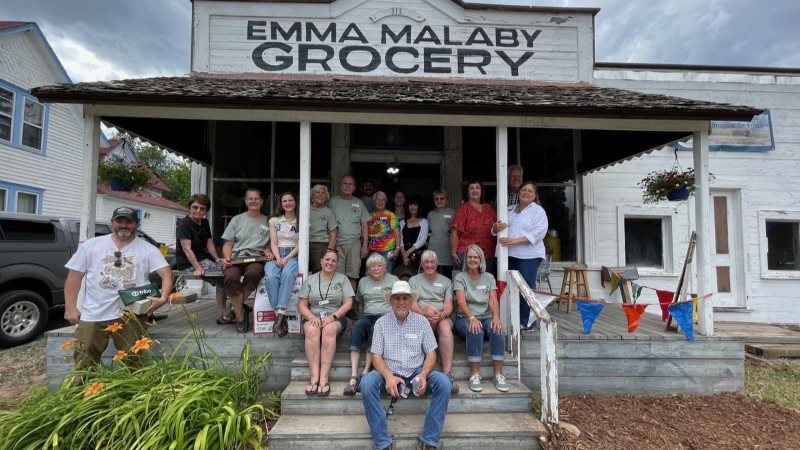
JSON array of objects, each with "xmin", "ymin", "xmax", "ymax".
[
  {"xmin": 609, "ymin": 272, "xmax": 622, "ymax": 295},
  {"xmin": 576, "ymin": 301, "xmax": 604, "ymax": 334},
  {"xmin": 496, "ymin": 280, "xmax": 507, "ymax": 299},
  {"xmin": 631, "ymin": 283, "xmax": 643, "ymax": 301},
  {"xmin": 656, "ymin": 290, "xmax": 674, "ymax": 321},
  {"xmin": 668, "ymin": 301, "xmax": 695, "ymax": 342},
  {"xmin": 621, "ymin": 304, "xmax": 648, "ymax": 332}
]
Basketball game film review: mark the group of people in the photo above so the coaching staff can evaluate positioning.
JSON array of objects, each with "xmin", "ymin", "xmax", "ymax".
[{"xmin": 64, "ymin": 167, "xmax": 547, "ymax": 450}]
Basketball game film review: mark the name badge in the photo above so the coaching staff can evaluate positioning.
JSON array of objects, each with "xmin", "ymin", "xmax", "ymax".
[
  {"xmin": 443, "ymin": 215, "xmax": 451, "ymax": 219},
  {"xmin": 319, "ymin": 299, "xmax": 330, "ymax": 306},
  {"xmin": 405, "ymin": 333, "xmax": 418, "ymax": 339},
  {"xmin": 352, "ymin": 203, "xmax": 360, "ymax": 208},
  {"xmin": 477, "ymin": 285, "xmax": 487, "ymax": 290},
  {"xmin": 433, "ymin": 283, "xmax": 443, "ymax": 287},
  {"xmin": 371, "ymin": 286, "xmax": 381, "ymax": 290}
]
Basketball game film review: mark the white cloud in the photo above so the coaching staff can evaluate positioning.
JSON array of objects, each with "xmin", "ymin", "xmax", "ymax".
[{"xmin": 48, "ymin": 36, "xmax": 137, "ymax": 82}]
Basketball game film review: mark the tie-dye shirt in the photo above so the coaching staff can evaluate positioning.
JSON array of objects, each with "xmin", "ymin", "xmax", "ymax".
[{"xmin": 368, "ymin": 210, "xmax": 399, "ymax": 252}]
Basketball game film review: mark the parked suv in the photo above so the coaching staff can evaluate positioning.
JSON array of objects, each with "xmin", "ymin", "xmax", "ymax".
[{"xmin": 0, "ymin": 212, "xmax": 171, "ymax": 348}]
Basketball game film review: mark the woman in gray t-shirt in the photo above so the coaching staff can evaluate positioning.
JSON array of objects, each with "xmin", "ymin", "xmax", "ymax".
[
  {"xmin": 453, "ymin": 244, "xmax": 508, "ymax": 393},
  {"xmin": 298, "ymin": 249, "xmax": 354, "ymax": 396}
]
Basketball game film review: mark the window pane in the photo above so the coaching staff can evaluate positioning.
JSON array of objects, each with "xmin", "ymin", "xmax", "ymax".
[
  {"xmin": 0, "ymin": 188, "xmax": 6, "ymax": 211},
  {"xmin": 24, "ymin": 98, "xmax": 44, "ymax": 126},
  {"xmin": 0, "ymin": 219, "xmax": 54, "ymax": 241},
  {"xmin": 625, "ymin": 218, "xmax": 664, "ymax": 268},
  {"xmin": 22, "ymin": 123, "xmax": 43, "ymax": 149},
  {"xmin": 16, "ymin": 192, "xmax": 38, "ymax": 214},
  {"xmin": 0, "ymin": 114, "xmax": 10, "ymax": 141},
  {"xmin": 538, "ymin": 185, "xmax": 577, "ymax": 262},
  {"xmin": 0, "ymin": 88, "xmax": 12, "ymax": 116},
  {"xmin": 766, "ymin": 221, "xmax": 799, "ymax": 271}
]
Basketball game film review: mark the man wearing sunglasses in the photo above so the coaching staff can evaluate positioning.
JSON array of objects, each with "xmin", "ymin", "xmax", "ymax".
[{"xmin": 64, "ymin": 206, "xmax": 173, "ymax": 369}]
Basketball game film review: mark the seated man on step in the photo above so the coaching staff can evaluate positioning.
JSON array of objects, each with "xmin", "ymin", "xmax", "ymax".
[{"xmin": 361, "ymin": 280, "xmax": 450, "ymax": 450}]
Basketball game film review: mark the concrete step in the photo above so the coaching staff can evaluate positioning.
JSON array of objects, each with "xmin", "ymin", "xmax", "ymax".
[
  {"xmin": 269, "ymin": 413, "xmax": 545, "ymax": 449},
  {"xmin": 280, "ymin": 379, "xmax": 533, "ymax": 415},
  {"xmin": 290, "ymin": 352, "xmax": 518, "ymax": 381}
]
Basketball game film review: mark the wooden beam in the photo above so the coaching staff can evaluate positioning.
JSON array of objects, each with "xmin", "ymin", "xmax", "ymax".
[
  {"xmin": 693, "ymin": 129, "xmax": 714, "ymax": 336},
  {"xmin": 298, "ymin": 121, "xmax": 311, "ymax": 276}
]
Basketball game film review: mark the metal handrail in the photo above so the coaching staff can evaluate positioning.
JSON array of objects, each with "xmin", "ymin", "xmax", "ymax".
[{"xmin": 504, "ymin": 270, "xmax": 559, "ymax": 425}]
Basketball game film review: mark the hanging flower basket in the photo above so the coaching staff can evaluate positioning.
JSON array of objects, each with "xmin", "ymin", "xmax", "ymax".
[
  {"xmin": 638, "ymin": 168, "xmax": 696, "ymax": 204},
  {"xmin": 98, "ymin": 161, "xmax": 150, "ymax": 192}
]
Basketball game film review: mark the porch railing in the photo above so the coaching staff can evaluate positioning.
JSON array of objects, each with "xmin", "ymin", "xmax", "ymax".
[{"xmin": 502, "ymin": 269, "xmax": 559, "ymax": 425}]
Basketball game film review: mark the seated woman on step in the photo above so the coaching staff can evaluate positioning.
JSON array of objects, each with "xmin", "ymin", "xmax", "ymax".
[
  {"xmin": 298, "ymin": 249, "xmax": 354, "ymax": 396},
  {"xmin": 265, "ymin": 191, "xmax": 300, "ymax": 338},
  {"xmin": 453, "ymin": 244, "xmax": 508, "ymax": 393},
  {"xmin": 344, "ymin": 253, "xmax": 398, "ymax": 395}
]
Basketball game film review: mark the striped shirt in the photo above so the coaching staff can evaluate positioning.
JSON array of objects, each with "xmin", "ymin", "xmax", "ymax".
[{"xmin": 371, "ymin": 311, "xmax": 438, "ymax": 377}]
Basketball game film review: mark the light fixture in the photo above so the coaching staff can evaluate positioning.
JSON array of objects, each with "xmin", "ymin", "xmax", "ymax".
[
  {"xmin": 386, "ymin": 159, "xmax": 400, "ymax": 175},
  {"xmin": 144, "ymin": 211, "xmax": 151, "ymax": 219}
]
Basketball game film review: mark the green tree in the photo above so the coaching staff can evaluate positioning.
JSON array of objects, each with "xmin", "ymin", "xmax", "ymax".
[{"xmin": 111, "ymin": 132, "xmax": 191, "ymax": 205}]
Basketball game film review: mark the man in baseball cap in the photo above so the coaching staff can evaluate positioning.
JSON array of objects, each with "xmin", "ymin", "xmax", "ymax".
[{"xmin": 111, "ymin": 206, "xmax": 139, "ymax": 222}]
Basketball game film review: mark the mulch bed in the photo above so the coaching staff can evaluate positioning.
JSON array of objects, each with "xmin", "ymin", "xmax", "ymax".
[{"xmin": 546, "ymin": 394, "xmax": 800, "ymax": 450}]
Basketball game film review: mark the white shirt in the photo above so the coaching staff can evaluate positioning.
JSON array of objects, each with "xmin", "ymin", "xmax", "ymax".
[
  {"xmin": 504, "ymin": 202, "xmax": 548, "ymax": 259},
  {"xmin": 66, "ymin": 235, "xmax": 168, "ymax": 321}
]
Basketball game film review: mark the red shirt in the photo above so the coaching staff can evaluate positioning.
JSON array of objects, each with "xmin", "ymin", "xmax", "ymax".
[{"xmin": 451, "ymin": 202, "xmax": 496, "ymax": 258}]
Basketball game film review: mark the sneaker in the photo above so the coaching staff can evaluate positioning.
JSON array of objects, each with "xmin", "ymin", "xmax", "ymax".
[
  {"xmin": 493, "ymin": 373, "xmax": 509, "ymax": 392},
  {"xmin": 275, "ymin": 307, "xmax": 287, "ymax": 315},
  {"xmin": 416, "ymin": 437, "xmax": 438, "ymax": 449},
  {"xmin": 448, "ymin": 374, "xmax": 459, "ymax": 394},
  {"xmin": 468, "ymin": 373, "xmax": 482, "ymax": 392}
]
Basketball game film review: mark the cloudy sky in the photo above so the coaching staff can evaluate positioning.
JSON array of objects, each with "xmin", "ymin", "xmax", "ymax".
[{"xmin": 4, "ymin": 0, "xmax": 799, "ymax": 82}]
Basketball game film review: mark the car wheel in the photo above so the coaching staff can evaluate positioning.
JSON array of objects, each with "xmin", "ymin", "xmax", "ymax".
[{"xmin": 0, "ymin": 290, "xmax": 49, "ymax": 348}]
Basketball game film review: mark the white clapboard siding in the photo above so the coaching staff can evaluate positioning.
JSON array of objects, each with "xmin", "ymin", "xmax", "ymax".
[
  {"xmin": 97, "ymin": 195, "xmax": 184, "ymax": 247},
  {"xmin": 592, "ymin": 68, "xmax": 800, "ymax": 324}
]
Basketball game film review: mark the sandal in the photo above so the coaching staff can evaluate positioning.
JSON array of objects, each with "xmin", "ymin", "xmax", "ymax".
[
  {"xmin": 216, "ymin": 310, "xmax": 235, "ymax": 325},
  {"xmin": 343, "ymin": 376, "xmax": 359, "ymax": 396},
  {"xmin": 305, "ymin": 381, "xmax": 319, "ymax": 396},
  {"xmin": 317, "ymin": 382, "xmax": 331, "ymax": 397}
]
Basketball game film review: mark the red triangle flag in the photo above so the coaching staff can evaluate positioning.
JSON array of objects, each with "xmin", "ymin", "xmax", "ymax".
[
  {"xmin": 622, "ymin": 304, "xmax": 648, "ymax": 332},
  {"xmin": 496, "ymin": 280, "xmax": 507, "ymax": 299},
  {"xmin": 656, "ymin": 290, "xmax": 674, "ymax": 321}
]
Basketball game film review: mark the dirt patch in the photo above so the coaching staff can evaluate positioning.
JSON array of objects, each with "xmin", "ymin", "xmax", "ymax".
[
  {"xmin": 0, "ymin": 338, "xmax": 48, "ymax": 408},
  {"xmin": 546, "ymin": 393, "xmax": 800, "ymax": 450}
]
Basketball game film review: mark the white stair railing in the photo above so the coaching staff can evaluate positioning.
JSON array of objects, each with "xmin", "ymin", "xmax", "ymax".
[{"xmin": 504, "ymin": 270, "xmax": 559, "ymax": 425}]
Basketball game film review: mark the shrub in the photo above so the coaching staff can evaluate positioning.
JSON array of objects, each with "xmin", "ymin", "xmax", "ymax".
[{"xmin": 98, "ymin": 160, "xmax": 151, "ymax": 191}]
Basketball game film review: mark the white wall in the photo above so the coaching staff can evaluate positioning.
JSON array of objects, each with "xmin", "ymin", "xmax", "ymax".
[
  {"xmin": 591, "ymin": 68, "xmax": 800, "ymax": 324},
  {"xmin": 96, "ymin": 195, "xmax": 183, "ymax": 247},
  {"xmin": 0, "ymin": 29, "xmax": 84, "ymax": 216}
]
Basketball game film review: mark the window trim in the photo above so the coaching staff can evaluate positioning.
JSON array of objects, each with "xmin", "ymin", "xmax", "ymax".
[
  {"xmin": 0, "ymin": 80, "xmax": 49, "ymax": 155},
  {"xmin": 0, "ymin": 187, "xmax": 7, "ymax": 211},
  {"xmin": 758, "ymin": 209, "xmax": 800, "ymax": 280},
  {"xmin": 15, "ymin": 190, "xmax": 40, "ymax": 214},
  {"xmin": 0, "ymin": 181, "xmax": 44, "ymax": 214},
  {"xmin": 616, "ymin": 205, "xmax": 676, "ymax": 275},
  {"xmin": 0, "ymin": 86, "xmax": 14, "ymax": 144},
  {"xmin": 21, "ymin": 97, "xmax": 45, "ymax": 152}
]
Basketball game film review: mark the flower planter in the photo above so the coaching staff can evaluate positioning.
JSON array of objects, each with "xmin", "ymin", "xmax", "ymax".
[
  {"xmin": 109, "ymin": 179, "xmax": 132, "ymax": 191},
  {"xmin": 666, "ymin": 186, "xmax": 690, "ymax": 201}
]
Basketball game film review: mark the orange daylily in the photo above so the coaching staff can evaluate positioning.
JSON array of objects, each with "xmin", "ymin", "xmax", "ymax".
[
  {"xmin": 130, "ymin": 337, "xmax": 153, "ymax": 354},
  {"xmin": 84, "ymin": 382, "xmax": 106, "ymax": 397},
  {"xmin": 103, "ymin": 322, "xmax": 124, "ymax": 333},
  {"xmin": 60, "ymin": 338, "xmax": 76, "ymax": 350},
  {"xmin": 112, "ymin": 350, "xmax": 127, "ymax": 361}
]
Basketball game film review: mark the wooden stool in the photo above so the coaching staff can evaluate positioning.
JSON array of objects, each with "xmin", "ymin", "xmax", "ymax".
[{"xmin": 558, "ymin": 266, "xmax": 592, "ymax": 313}]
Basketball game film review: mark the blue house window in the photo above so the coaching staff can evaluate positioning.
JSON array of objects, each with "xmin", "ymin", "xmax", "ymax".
[
  {"xmin": 0, "ymin": 181, "xmax": 44, "ymax": 214},
  {"xmin": 0, "ymin": 81, "xmax": 49, "ymax": 154}
]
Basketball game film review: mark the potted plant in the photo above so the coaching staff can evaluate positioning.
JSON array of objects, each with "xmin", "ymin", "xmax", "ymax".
[
  {"xmin": 638, "ymin": 167, "xmax": 696, "ymax": 203},
  {"xmin": 98, "ymin": 160, "xmax": 150, "ymax": 191}
]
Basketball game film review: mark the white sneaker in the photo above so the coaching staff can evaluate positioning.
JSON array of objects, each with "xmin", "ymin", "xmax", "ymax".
[
  {"xmin": 468, "ymin": 373, "xmax": 482, "ymax": 392},
  {"xmin": 493, "ymin": 373, "xmax": 509, "ymax": 392}
]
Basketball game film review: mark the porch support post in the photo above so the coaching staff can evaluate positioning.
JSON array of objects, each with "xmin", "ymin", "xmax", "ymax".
[
  {"xmin": 298, "ymin": 121, "xmax": 311, "ymax": 276},
  {"xmin": 496, "ymin": 126, "xmax": 509, "ymax": 280},
  {"xmin": 693, "ymin": 128, "xmax": 714, "ymax": 336},
  {"xmin": 79, "ymin": 109, "xmax": 100, "ymax": 244}
]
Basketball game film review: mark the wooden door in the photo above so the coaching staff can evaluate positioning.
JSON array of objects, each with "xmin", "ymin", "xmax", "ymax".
[{"xmin": 710, "ymin": 190, "xmax": 745, "ymax": 307}]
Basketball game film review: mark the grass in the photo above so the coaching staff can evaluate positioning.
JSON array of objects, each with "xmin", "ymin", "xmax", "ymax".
[{"xmin": 745, "ymin": 359, "xmax": 800, "ymax": 413}]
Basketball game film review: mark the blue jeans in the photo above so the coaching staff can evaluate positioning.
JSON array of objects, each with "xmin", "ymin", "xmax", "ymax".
[
  {"xmin": 509, "ymin": 257, "xmax": 542, "ymax": 327},
  {"xmin": 349, "ymin": 314, "xmax": 381, "ymax": 353},
  {"xmin": 361, "ymin": 369, "xmax": 450, "ymax": 449},
  {"xmin": 264, "ymin": 247, "xmax": 298, "ymax": 310},
  {"xmin": 453, "ymin": 316, "xmax": 505, "ymax": 363}
]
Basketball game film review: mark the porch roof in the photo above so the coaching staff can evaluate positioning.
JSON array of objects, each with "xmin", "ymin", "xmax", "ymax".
[{"xmin": 32, "ymin": 75, "xmax": 760, "ymax": 121}]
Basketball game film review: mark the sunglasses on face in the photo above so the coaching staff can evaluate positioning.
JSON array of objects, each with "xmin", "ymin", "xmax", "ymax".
[{"xmin": 114, "ymin": 251, "xmax": 123, "ymax": 268}]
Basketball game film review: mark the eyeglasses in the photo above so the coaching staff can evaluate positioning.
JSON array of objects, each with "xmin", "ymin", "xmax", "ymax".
[
  {"xmin": 114, "ymin": 251, "xmax": 123, "ymax": 268},
  {"xmin": 245, "ymin": 197, "xmax": 261, "ymax": 202},
  {"xmin": 190, "ymin": 205, "xmax": 207, "ymax": 211}
]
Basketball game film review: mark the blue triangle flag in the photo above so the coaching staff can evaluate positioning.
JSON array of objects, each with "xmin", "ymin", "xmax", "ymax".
[
  {"xmin": 576, "ymin": 301, "xmax": 605, "ymax": 334},
  {"xmin": 668, "ymin": 301, "xmax": 695, "ymax": 342}
]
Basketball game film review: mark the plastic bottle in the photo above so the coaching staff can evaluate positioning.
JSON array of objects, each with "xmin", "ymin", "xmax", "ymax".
[{"xmin": 411, "ymin": 376, "xmax": 422, "ymax": 396}]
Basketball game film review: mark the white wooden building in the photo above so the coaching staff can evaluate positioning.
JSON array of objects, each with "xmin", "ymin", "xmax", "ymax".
[{"xmin": 0, "ymin": 22, "xmax": 84, "ymax": 216}]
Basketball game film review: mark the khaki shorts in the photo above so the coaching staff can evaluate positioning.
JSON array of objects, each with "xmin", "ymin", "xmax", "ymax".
[{"xmin": 336, "ymin": 241, "xmax": 362, "ymax": 278}]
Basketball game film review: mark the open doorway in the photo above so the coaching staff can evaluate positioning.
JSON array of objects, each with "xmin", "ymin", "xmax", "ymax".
[{"xmin": 351, "ymin": 161, "xmax": 440, "ymax": 213}]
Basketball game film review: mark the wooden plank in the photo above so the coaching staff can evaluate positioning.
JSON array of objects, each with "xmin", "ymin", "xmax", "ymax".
[{"xmin": 746, "ymin": 343, "xmax": 800, "ymax": 357}]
